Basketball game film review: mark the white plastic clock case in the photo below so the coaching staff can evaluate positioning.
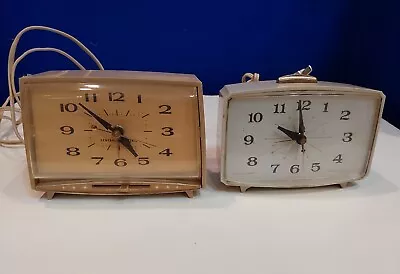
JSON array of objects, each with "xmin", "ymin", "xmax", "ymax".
[{"xmin": 217, "ymin": 79, "xmax": 385, "ymax": 192}]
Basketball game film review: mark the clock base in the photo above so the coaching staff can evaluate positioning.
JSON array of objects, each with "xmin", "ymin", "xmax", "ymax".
[
  {"xmin": 36, "ymin": 179, "xmax": 200, "ymax": 199},
  {"xmin": 225, "ymin": 181, "xmax": 355, "ymax": 192},
  {"xmin": 43, "ymin": 189, "xmax": 197, "ymax": 199}
]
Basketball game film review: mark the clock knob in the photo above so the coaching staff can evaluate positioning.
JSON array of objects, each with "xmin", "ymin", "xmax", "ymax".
[{"xmin": 277, "ymin": 65, "xmax": 318, "ymax": 84}]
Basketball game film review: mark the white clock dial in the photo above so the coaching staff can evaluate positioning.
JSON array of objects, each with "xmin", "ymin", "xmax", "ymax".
[{"xmin": 224, "ymin": 94, "xmax": 380, "ymax": 187}]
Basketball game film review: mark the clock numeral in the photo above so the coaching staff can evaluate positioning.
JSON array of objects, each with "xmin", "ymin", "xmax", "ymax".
[
  {"xmin": 247, "ymin": 157, "xmax": 258, "ymax": 166},
  {"xmin": 138, "ymin": 157, "xmax": 150, "ymax": 165},
  {"xmin": 271, "ymin": 164, "xmax": 280, "ymax": 173},
  {"xmin": 273, "ymin": 103, "xmax": 286, "ymax": 114},
  {"xmin": 340, "ymin": 110, "xmax": 351, "ymax": 120},
  {"xmin": 114, "ymin": 158, "xmax": 127, "ymax": 167},
  {"xmin": 159, "ymin": 148, "xmax": 173, "ymax": 156},
  {"xmin": 333, "ymin": 154, "xmax": 343, "ymax": 164},
  {"xmin": 108, "ymin": 92, "xmax": 125, "ymax": 102},
  {"xmin": 161, "ymin": 127, "xmax": 174, "ymax": 136},
  {"xmin": 244, "ymin": 135, "xmax": 254, "ymax": 145},
  {"xmin": 137, "ymin": 95, "xmax": 142, "ymax": 103},
  {"xmin": 91, "ymin": 156, "xmax": 104, "ymax": 165},
  {"xmin": 60, "ymin": 103, "xmax": 78, "ymax": 112},
  {"xmin": 311, "ymin": 162, "xmax": 321, "ymax": 172},
  {"xmin": 66, "ymin": 147, "xmax": 80, "ymax": 156},
  {"xmin": 290, "ymin": 164, "xmax": 300, "ymax": 174},
  {"xmin": 297, "ymin": 100, "xmax": 311, "ymax": 111},
  {"xmin": 159, "ymin": 105, "xmax": 172, "ymax": 114},
  {"xmin": 248, "ymin": 112, "xmax": 263, "ymax": 123},
  {"xmin": 84, "ymin": 93, "xmax": 97, "ymax": 102},
  {"xmin": 342, "ymin": 132, "xmax": 353, "ymax": 142},
  {"xmin": 60, "ymin": 126, "xmax": 74, "ymax": 135},
  {"xmin": 323, "ymin": 102, "xmax": 329, "ymax": 112}
]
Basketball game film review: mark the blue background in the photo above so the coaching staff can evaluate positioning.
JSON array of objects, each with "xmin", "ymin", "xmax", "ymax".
[{"xmin": 1, "ymin": 0, "xmax": 399, "ymax": 127}]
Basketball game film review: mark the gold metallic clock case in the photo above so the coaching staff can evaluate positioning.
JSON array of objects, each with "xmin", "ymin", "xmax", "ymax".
[{"xmin": 20, "ymin": 70, "xmax": 206, "ymax": 198}]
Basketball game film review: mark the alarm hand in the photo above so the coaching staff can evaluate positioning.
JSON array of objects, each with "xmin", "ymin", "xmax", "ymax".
[
  {"xmin": 79, "ymin": 103, "xmax": 113, "ymax": 131},
  {"xmin": 277, "ymin": 125, "xmax": 300, "ymax": 141},
  {"xmin": 129, "ymin": 137, "xmax": 157, "ymax": 148}
]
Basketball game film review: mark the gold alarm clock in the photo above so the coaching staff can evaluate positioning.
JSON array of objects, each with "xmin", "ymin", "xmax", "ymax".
[
  {"xmin": 218, "ymin": 67, "xmax": 385, "ymax": 192},
  {"xmin": 21, "ymin": 70, "xmax": 205, "ymax": 199}
]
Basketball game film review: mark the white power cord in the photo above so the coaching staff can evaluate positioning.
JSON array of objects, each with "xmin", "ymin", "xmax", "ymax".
[{"xmin": 0, "ymin": 25, "xmax": 104, "ymax": 147}]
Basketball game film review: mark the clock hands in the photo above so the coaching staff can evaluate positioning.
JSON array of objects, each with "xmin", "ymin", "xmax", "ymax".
[
  {"xmin": 277, "ymin": 126, "xmax": 300, "ymax": 141},
  {"xmin": 90, "ymin": 125, "xmax": 157, "ymax": 148},
  {"xmin": 298, "ymin": 101, "xmax": 307, "ymax": 152},
  {"xmin": 276, "ymin": 100, "xmax": 307, "ymax": 152},
  {"xmin": 79, "ymin": 103, "xmax": 113, "ymax": 131},
  {"xmin": 109, "ymin": 125, "xmax": 139, "ymax": 158},
  {"xmin": 79, "ymin": 103, "xmax": 138, "ymax": 158},
  {"xmin": 118, "ymin": 136, "xmax": 139, "ymax": 157},
  {"xmin": 299, "ymin": 101, "xmax": 305, "ymax": 135},
  {"xmin": 129, "ymin": 138, "xmax": 157, "ymax": 148}
]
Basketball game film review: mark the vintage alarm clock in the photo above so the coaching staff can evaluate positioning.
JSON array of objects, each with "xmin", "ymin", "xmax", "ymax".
[
  {"xmin": 218, "ymin": 66, "xmax": 385, "ymax": 192},
  {"xmin": 21, "ymin": 70, "xmax": 205, "ymax": 199}
]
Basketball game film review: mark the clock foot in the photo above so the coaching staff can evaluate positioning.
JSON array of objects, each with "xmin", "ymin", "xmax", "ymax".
[
  {"xmin": 185, "ymin": 190, "xmax": 194, "ymax": 198},
  {"xmin": 44, "ymin": 192, "xmax": 55, "ymax": 200},
  {"xmin": 339, "ymin": 182, "xmax": 349, "ymax": 188},
  {"xmin": 240, "ymin": 186, "xmax": 249, "ymax": 193}
]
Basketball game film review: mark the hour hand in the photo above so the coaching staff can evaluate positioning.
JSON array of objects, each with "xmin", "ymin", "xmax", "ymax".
[
  {"xmin": 277, "ymin": 125, "xmax": 299, "ymax": 141},
  {"xmin": 79, "ymin": 103, "xmax": 113, "ymax": 131},
  {"xmin": 118, "ymin": 136, "xmax": 139, "ymax": 157}
]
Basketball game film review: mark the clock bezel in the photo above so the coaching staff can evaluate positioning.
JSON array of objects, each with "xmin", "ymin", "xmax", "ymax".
[
  {"xmin": 218, "ymin": 80, "xmax": 385, "ymax": 190},
  {"xmin": 20, "ymin": 70, "xmax": 206, "ymax": 198}
]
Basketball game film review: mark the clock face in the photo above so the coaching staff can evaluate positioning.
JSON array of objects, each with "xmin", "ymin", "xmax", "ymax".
[
  {"xmin": 224, "ymin": 93, "xmax": 381, "ymax": 186},
  {"xmin": 25, "ymin": 81, "xmax": 201, "ymax": 180}
]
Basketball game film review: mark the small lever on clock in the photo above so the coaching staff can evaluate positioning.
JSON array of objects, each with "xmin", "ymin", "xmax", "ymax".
[{"xmin": 277, "ymin": 65, "xmax": 318, "ymax": 84}]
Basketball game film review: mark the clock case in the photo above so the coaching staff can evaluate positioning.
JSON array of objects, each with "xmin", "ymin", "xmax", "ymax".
[
  {"xmin": 218, "ymin": 73, "xmax": 385, "ymax": 192},
  {"xmin": 20, "ymin": 70, "xmax": 206, "ymax": 199}
]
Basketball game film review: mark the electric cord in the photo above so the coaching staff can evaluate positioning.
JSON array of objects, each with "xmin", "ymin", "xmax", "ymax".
[{"xmin": 0, "ymin": 25, "xmax": 104, "ymax": 147}]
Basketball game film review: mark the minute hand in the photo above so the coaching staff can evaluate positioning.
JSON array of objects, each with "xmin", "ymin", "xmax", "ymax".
[
  {"xmin": 298, "ymin": 100, "xmax": 305, "ymax": 135},
  {"xmin": 79, "ymin": 103, "xmax": 113, "ymax": 131}
]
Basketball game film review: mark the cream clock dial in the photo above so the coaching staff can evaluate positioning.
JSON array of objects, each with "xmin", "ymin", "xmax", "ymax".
[
  {"xmin": 21, "ymin": 70, "xmax": 205, "ymax": 198},
  {"xmin": 218, "ymin": 68, "xmax": 385, "ymax": 192}
]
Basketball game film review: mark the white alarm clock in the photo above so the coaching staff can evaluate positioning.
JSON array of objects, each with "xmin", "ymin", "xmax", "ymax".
[{"xmin": 218, "ymin": 66, "xmax": 385, "ymax": 192}]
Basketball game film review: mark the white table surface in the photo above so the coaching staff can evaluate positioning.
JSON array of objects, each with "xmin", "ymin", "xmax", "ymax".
[{"xmin": 1, "ymin": 95, "xmax": 400, "ymax": 274}]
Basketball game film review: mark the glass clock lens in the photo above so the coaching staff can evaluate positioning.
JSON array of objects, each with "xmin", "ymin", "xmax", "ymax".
[{"xmin": 224, "ymin": 94, "xmax": 380, "ymax": 186}]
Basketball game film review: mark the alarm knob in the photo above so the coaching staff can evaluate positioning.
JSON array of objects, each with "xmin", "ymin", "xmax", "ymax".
[{"xmin": 277, "ymin": 65, "xmax": 317, "ymax": 84}]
